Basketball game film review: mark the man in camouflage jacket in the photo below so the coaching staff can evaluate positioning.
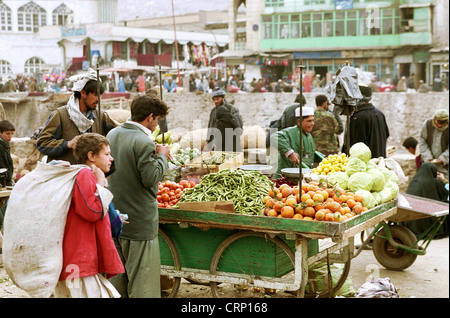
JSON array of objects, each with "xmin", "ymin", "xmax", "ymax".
[{"xmin": 311, "ymin": 94, "xmax": 342, "ymax": 157}]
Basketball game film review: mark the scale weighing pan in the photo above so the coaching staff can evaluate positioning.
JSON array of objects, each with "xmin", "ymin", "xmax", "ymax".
[
  {"xmin": 239, "ymin": 165, "xmax": 273, "ymax": 175},
  {"xmin": 281, "ymin": 167, "xmax": 312, "ymax": 178}
]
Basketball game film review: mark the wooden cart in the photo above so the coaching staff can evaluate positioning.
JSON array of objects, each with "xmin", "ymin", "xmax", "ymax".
[{"xmin": 157, "ymin": 200, "xmax": 397, "ymax": 298}]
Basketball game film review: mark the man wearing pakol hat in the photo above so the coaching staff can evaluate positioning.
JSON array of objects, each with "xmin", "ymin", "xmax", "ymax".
[
  {"xmin": 205, "ymin": 88, "xmax": 243, "ymax": 152},
  {"xmin": 342, "ymin": 84, "xmax": 390, "ymax": 158},
  {"xmin": 270, "ymin": 106, "xmax": 317, "ymax": 178},
  {"xmin": 418, "ymin": 108, "xmax": 449, "ymax": 180},
  {"xmin": 37, "ymin": 68, "xmax": 118, "ymax": 164}
]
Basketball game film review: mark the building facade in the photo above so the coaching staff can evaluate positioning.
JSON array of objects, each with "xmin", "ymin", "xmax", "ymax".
[
  {"xmin": 0, "ymin": 0, "xmax": 228, "ymax": 79},
  {"xmin": 228, "ymin": 0, "xmax": 449, "ymax": 86}
]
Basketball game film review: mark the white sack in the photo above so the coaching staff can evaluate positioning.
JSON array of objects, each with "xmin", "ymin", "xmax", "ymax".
[{"xmin": 2, "ymin": 162, "xmax": 85, "ymax": 298}]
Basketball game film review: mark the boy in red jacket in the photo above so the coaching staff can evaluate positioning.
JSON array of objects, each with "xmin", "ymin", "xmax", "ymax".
[{"xmin": 54, "ymin": 133, "xmax": 124, "ymax": 298}]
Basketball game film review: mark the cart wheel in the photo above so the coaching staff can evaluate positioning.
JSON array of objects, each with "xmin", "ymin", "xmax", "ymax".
[
  {"xmin": 209, "ymin": 231, "xmax": 295, "ymax": 298},
  {"xmin": 158, "ymin": 228, "xmax": 182, "ymax": 298},
  {"xmin": 372, "ymin": 224, "xmax": 418, "ymax": 271},
  {"xmin": 305, "ymin": 253, "xmax": 352, "ymax": 298}
]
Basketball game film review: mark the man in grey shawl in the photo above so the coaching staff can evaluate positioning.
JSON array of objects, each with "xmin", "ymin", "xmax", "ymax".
[{"xmin": 37, "ymin": 68, "xmax": 119, "ymax": 164}]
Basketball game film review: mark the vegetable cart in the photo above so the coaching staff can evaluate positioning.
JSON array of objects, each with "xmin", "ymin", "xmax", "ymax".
[
  {"xmin": 356, "ymin": 193, "xmax": 448, "ymax": 271},
  {"xmin": 157, "ymin": 199, "xmax": 397, "ymax": 298}
]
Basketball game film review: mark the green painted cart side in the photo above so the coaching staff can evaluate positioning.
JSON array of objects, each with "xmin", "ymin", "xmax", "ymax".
[{"xmin": 158, "ymin": 200, "xmax": 397, "ymax": 298}]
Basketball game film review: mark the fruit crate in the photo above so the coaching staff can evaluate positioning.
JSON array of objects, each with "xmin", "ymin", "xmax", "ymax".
[{"xmin": 184, "ymin": 151, "xmax": 244, "ymax": 173}]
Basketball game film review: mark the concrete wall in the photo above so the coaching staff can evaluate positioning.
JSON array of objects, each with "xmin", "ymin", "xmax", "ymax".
[{"xmin": 2, "ymin": 91, "xmax": 449, "ymax": 154}]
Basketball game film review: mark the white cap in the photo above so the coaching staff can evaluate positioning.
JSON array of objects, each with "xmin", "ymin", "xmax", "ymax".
[
  {"xmin": 295, "ymin": 106, "xmax": 314, "ymax": 117},
  {"xmin": 69, "ymin": 68, "xmax": 100, "ymax": 92}
]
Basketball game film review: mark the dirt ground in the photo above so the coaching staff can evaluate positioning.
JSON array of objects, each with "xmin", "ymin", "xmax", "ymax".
[{"xmin": 1, "ymin": 235, "xmax": 448, "ymax": 299}]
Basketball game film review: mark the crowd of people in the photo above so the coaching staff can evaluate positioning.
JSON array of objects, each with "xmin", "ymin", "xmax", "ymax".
[{"xmin": 0, "ymin": 65, "xmax": 448, "ymax": 298}]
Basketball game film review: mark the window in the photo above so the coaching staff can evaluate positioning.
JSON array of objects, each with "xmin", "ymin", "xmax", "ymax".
[
  {"xmin": 335, "ymin": 11, "xmax": 345, "ymax": 36},
  {"xmin": 262, "ymin": 15, "xmax": 273, "ymax": 39},
  {"xmin": 52, "ymin": 3, "xmax": 73, "ymax": 26},
  {"xmin": 301, "ymin": 13, "xmax": 311, "ymax": 38},
  {"xmin": 312, "ymin": 13, "xmax": 322, "ymax": 37},
  {"xmin": 279, "ymin": 15, "xmax": 289, "ymax": 39},
  {"xmin": 291, "ymin": 14, "xmax": 300, "ymax": 38},
  {"xmin": 18, "ymin": 1, "xmax": 46, "ymax": 32},
  {"xmin": 324, "ymin": 12, "xmax": 333, "ymax": 37},
  {"xmin": 24, "ymin": 56, "xmax": 44, "ymax": 74},
  {"xmin": 0, "ymin": 1, "xmax": 12, "ymax": 31},
  {"xmin": 265, "ymin": 0, "xmax": 284, "ymax": 7},
  {"xmin": 0, "ymin": 60, "xmax": 12, "ymax": 74},
  {"xmin": 305, "ymin": 0, "xmax": 325, "ymax": 4}
]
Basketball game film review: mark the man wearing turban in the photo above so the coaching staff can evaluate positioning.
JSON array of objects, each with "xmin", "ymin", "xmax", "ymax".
[
  {"xmin": 419, "ymin": 108, "xmax": 449, "ymax": 180},
  {"xmin": 37, "ymin": 68, "xmax": 118, "ymax": 164}
]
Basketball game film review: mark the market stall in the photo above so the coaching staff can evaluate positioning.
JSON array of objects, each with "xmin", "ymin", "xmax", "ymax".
[{"xmin": 153, "ymin": 139, "xmax": 408, "ymax": 298}]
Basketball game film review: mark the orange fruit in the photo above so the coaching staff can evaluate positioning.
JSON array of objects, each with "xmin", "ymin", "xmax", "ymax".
[
  {"xmin": 301, "ymin": 194, "xmax": 311, "ymax": 202},
  {"xmin": 266, "ymin": 198, "xmax": 276, "ymax": 208},
  {"xmin": 281, "ymin": 187, "xmax": 292, "ymax": 198},
  {"xmin": 292, "ymin": 187, "xmax": 300, "ymax": 196},
  {"xmin": 330, "ymin": 201, "xmax": 341, "ymax": 212},
  {"xmin": 267, "ymin": 209, "xmax": 278, "ymax": 217},
  {"xmin": 279, "ymin": 184, "xmax": 290, "ymax": 191},
  {"xmin": 313, "ymin": 193, "xmax": 325, "ymax": 202},
  {"xmin": 305, "ymin": 199, "xmax": 315, "ymax": 207},
  {"xmin": 264, "ymin": 196, "xmax": 272, "ymax": 204},
  {"xmin": 354, "ymin": 194, "xmax": 364, "ymax": 203},
  {"xmin": 307, "ymin": 191, "xmax": 316, "ymax": 198},
  {"xmin": 314, "ymin": 202, "xmax": 325, "ymax": 212},
  {"xmin": 315, "ymin": 210, "xmax": 325, "ymax": 221},
  {"xmin": 285, "ymin": 197, "xmax": 297, "ymax": 207},
  {"xmin": 342, "ymin": 206, "xmax": 351, "ymax": 215},
  {"xmin": 307, "ymin": 184, "xmax": 317, "ymax": 192},
  {"xmin": 276, "ymin": 192, "xmax": 283, "ymax": 200},
  {"xmin": 273, "ymin": 201, "xmax": 284, "ymax": 213},
  {"xmin": 268, "ymin": 189, "xmax": 276, "ymax": 198},
  {"xmin": 281, "ymin": 206, "xmax": 295, "ymax": 218},
  {"xmin": 344, "ymin": 213, "xmax": 354, "ymax": 219},
  {"xmin": 303, "ymin": 216, "xmax": 314, "ymax": 221},
  {"xmin": 340, "ymin": 215, "xmax": 348, "ymax": 222},
  {"xmin": 362, "ymin": 206, "xmax": 368, "ymax": 212},
  {"xmin": 324, "ymin": 213, "xmax": 335, "ymax": 222},
  {"xmin": 332, "ymin": 195, "xmax": 342, "ymax": 204},
  {"xmin": 293, "ymin": 214, "xmax": 303, "ymax": 219},
  {"xmin": 333, "ymin": 212, "xmax": 342, "ymax": 222},
  {"xmin": 295, "ymin": 207, "xmax": 305, "ymax": 216},
  {"xmin": 340, "ymin": 195, "xmax": 348, "ymax": 203},
  {"xmin": 352, "ymin": 204, "xmax": 363, "ymax": 214},
  {"xmin": 320, "ymin": 190, "xmax": 329, "ymax": 200},
  {"xmin": 346, "ymin": 198, "xmax": 356, "ymax": 209},
  {"xmin": 304, "ymin": 207, "xmax": 316, "ymax": 218}
]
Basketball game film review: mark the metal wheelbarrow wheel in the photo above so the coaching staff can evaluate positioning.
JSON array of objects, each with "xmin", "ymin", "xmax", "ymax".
[{"xmin": 372, "ymin": 224, "xmax": 418, "ymax": 271}]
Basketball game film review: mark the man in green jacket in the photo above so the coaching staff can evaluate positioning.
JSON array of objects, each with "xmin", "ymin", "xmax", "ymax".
[
  {"xmin": 107, "ymin": 95, "xmax": 171, "ymax": 298},
  {"xmin": 270, "ymin": 106, "xmax": 317, "ymax": 178}
]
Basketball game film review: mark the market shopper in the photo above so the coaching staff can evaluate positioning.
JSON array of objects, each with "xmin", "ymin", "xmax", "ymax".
[
  {"xmin": 54, "ymin": 133, "xmax": 124, "ymax": 298},
  {"xmin": 0, "ymin": 120, "xmax": 15, "ymax": 187},
  {"xmin": 278, "ymin": 94, "xmax": 307, "ymax": 130},
  {"xmin": 401, "ymin": 162, "xmax": 449, "ymax": 239},
  {"xmin": 205, "ymin": 88, "xmax": 243, "ymax": 152},
  {"xmin": 341, "ymin": 84, "xmax": 390, "ymax": 158},
  {"xmin": 270, "ymin": 106, "xmax": 317, "ymax": 178},
  {"xmin": 37, "ymin": 68, "xmax": 118, "ymax": 164},
  {"xmin": 107, "ymin": 95, "xmax": 171, "ymax": 298},
  {"xmin": 402, "ymin": 136, "xmax": 423, "ymax": 169},
  {"xmin": 418, "ymin": 108, "xmax": 449, "ymax": 180},
  {"xmin": 310, "ymin": 95, "xmax": 342, "ymax": 157}
]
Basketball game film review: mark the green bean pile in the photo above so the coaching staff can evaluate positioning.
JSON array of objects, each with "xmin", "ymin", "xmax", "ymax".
[{"xmin": 177, "ymin": 168, "xmax": 273, "ymax": 215}]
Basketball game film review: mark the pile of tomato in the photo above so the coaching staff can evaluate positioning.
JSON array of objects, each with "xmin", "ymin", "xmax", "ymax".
[{"xmin": 157, "ymin": 180, "xmax": 196, "ymax": 208}]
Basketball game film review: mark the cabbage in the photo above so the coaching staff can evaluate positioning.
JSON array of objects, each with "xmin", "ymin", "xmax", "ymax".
[
  {"xmin": 349, "ymin": 142, "xmax": 372, "ymax": 163},
  {"xmin": 348, "ymin": 172, "xmax": 373, "ymax": 192},
  {"xmin": 366, "ymin": 160, "xmax": 377, "ymax": 170},
  {"xmin": 378, "ymin": 167, "xmax": 391, "ymax": 182},
  {"xmin": 387, "ymin": 171, "xmax": 400, "ymax": 184},
  {"xmin": 367, "ymin": 168, "xmax": 386, "ymax": 192},
  {"xmin": 355, "ymin": 189, "xmax": 376, "ymax": 209},
  {"xmin": 379, "ymin": 188, "xmax": 393, "ymax": 203},
  {"xmin": 346, "ymin": 157, "xmax": 367, "ymax": 176},
  {"xmin": 328, "ymin": 171, "xmax": 349, "ymax": 190},
  {"xmin": 372, "ymin": 191, "xmax": 381, "ymax": 206},
  {"xmin": 384, "ymin": 180, "xmax": 399, "ymax": 200}
]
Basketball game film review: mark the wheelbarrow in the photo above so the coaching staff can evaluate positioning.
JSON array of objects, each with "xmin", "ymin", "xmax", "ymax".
[{"xmin": 355, "ymin": 193, "xmax": 448, "ymax": 270}]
